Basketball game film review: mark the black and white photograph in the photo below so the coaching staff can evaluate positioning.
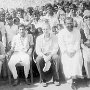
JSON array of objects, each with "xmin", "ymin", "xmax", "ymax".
[{"xmin": 0, "ymin": 0, "xmax": 90, "ymax": 90}]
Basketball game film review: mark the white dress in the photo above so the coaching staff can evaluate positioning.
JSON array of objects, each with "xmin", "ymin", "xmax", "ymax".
[{"xmin": 58, "ymin": 27, "xmax": 83, "ymax": 79}]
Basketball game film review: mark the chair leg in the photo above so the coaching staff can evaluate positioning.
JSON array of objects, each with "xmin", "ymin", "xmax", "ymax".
[
  {"xmin": 5, "ymin": 57, "xmax": 11, "ymax": 85},
  {"xmin": 30, "ymin": 59, "xmax": 33, "ymax": 84},
  {"xmin": 7, "ymin": 67, "xmax": 11, "ymax": 85}
]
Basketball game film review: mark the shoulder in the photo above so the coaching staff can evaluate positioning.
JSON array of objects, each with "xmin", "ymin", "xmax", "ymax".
[
  {"xmin": 13, "ymin": 34, "xmax": 19, "ymax": 40},
  {"xmin": 5, "ymin": 25, "xmax": 9, "ymax": 29},
  {"xmin": 57, "ymin": 28, "xmax": 66, "ymax": 36},
  {"xmin": 0, "ymin": 22, "xmax": 4, "ymax": 26},
  {"xmin": 36, "ymin": 34, "xmax": 44, "ymax": 41},
  {"xmin": 13, "ymin": 24, "xmax": 18, "ymax": 28},
  {"xmin": 0, "ymin": 41, "xmax": 3, "ymax": 46},
  {"xmin": 0, "ymin": 41, "xmax": 5, "ymax": 50},
  {"xmin": 28, "ymin": 34, "xmax": 33, "ymax": 37}
]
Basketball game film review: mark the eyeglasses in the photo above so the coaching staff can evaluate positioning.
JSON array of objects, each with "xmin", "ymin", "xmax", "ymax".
[{"xmin": 84, "ymin": 16, "xmax": 90, "ymax": 19}]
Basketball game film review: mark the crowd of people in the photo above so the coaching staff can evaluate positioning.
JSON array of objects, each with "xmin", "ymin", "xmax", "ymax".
[{"xmin": 0, "ymin": 0, "xmax": 90, "ymax": 90}]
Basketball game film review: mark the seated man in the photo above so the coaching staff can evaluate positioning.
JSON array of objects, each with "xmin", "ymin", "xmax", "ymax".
[
  {"xmin": 58, "ymin": 17, "xmax": 83, "ymax": 90},
  {"xmin": 0, "ymin": 41, "xmax": 5, "ymax": 75},
  {"xmin": 36, "ymin": 22, "xmax": 60, "ymax": 87},
  {"xmin": 8, "ymin": 24, "xmax": 33, "ymax": 86}
]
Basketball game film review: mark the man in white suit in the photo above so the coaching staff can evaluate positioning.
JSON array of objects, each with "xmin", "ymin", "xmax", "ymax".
[
  {"xmin": 81, "ymin": 10, "xmax": 90, "ymax": 86},
  {"xmin": 58, "ymin": 17, "xmax": 83, "ymax": 89}
]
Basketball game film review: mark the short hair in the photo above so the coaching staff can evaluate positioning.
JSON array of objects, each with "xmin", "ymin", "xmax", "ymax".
[
  {"xmin": 14, "ymin": 17, "xmax": 20, "ymax": 23},
  {"xmin": 18, "ymin": 24, "xmax": 25, "ymax": 29}
]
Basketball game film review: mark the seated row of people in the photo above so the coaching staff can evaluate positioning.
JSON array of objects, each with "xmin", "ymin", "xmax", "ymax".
[{"xmin": 0, "ymin": 15, "xmax": 90, "ymax": 90}]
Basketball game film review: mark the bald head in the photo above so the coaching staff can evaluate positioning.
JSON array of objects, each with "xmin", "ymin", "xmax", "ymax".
[{"xmin": 42, "ymin": 22, "xmax": 51, "ymax": 34}]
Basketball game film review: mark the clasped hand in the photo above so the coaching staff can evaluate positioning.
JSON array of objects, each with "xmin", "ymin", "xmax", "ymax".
[{"xmin": 66, "ymin": 51, "xmax": 76, "ymax": 58}]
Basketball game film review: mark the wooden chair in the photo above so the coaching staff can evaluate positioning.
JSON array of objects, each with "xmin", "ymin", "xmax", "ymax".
[{"xmin": 6, "ymin": 55, "xmax": 33, "ymax": 85}]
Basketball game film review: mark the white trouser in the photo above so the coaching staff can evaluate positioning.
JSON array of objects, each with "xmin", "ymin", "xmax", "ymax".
[
  {"xmin": 0, "ymin": 61, "xmax": 2, "ymax": 74},
  {"xmin": 8, "ymin": 52, "xmax": 30, "ymax": 79},
  {"xmin": 82, "ymin": 47, "xmax": 90, "ymax": 78}
]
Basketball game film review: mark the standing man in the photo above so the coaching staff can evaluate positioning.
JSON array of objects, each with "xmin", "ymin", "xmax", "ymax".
[
  {"xmin": 8, "ymin": 24, "xmax": 33, "ymax": 86},
  {"xmin": 5, "ymin": 15, "xmax": 18, "ymax": 52},
  {"xmin": 81, "ymin": 10, "xmax": 90, "ymax": 86},
  {"xmin": 58, "ymin": 17, "xmax": 83, "ymax": 89},
  {"xmin": 0, "ymin": 40, "xmax": 5, "ymax": 75},
  {"xmin": 36, "ymin": 22, "xmax": 60, "ymax": 87},
  {"xmin": 0, "ymin": 8, "xmax": 6, "ymax": 49}
]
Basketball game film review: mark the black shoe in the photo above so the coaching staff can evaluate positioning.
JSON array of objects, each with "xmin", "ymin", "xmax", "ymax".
[
  {"xmin": 71, "ymin": 82, "xmax": 77, "ymax": 90},
  {"xmin": 13, "ymin": 79, "xmax": 19, "ymax": 86},
  {"xmin": 25, "ymin": 78, "xmax": 30, "ymax": 85},
  {"xmin": 42, "ymin": 82, "xmax": 47, "ymax": 87},
  {"xmin": 87, "ymin": 80, "xmax": 90, "ymax": 87},
  {"xmin": 41, "ymin": 80, "xmax": 47, "ymax": 87}
]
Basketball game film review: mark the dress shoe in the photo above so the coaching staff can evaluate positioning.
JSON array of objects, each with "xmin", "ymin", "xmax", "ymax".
[
  {"xmin": 13, "ymin": 79, "xmax": 19, "ymax": 86},
  {"xmin": 71, "ymin": 82, "xmax": 77, "ymax": 90},
  {"xmin": 42, "ymin": 82, "xmax": 47, "ymax": 87},
  {"xmin": 41, "ymin": 80, "xmax": 47, "ymax": 87},
  {"xmin": 87, "ymin": 80, "xmax": 90, "ymax": 87},
  {"xmin": 25, "ymin": 78, "xmax": 30, "ymax": 85},
  {"xmin": 54, "ymin": 81, "xmax": 60, "ymax": 86}
]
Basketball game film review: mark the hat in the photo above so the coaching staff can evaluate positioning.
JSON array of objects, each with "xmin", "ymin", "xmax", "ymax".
[{"xmin": 83, "ymin": 10, "xmax": 90, "ymax": 17}]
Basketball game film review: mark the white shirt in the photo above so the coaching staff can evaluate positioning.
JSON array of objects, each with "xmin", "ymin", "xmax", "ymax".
[
  {"xmin": 74, "ymin": 16, "xmax": 83, "ymax": 28},
  {"xmin": 5, "ymin": 24, "xmax": 18, "ymax": 43},
  {"xmin": 36, "ymin": 34, "xmax": 59, "ymax": 56},
  {"xmin": 11, "ymin": 34, "xmax": 34, "ymax": 52},
  {"xmin": 0, "ymin": 22, "xmax": 6, "ymax": 47},
  {"xmin": 57, "ymin": 27, "xmax": 81, "ymax": 53}
]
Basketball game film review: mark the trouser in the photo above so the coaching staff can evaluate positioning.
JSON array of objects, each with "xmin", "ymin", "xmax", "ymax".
[
  {"xmin": 0, "ymin": 61, "xmax": 2, "ymax": 74},
  {"xmin": 82, "ymin": 48, "xmax": 90, "ymax": 78},
  {"xmin": 36, "ymin": 54, "xmax": 60, "ymax": 82},
  {"xmin": 8, "ymin": 52, "xmax": 31, "ymax": 79}
]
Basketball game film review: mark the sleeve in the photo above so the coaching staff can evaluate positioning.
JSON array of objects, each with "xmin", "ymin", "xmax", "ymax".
[
  {"xmin": 0, "ymin": 23, "xmax": 6, "ymax": 47},
  {"xmin": 57, "ymin": 31, "xmax": 67, "ymax": 54},
  {"xmin": 11, "ymin": 36, "xmax": 16, "ymax": 50},
  {"xmin": 0, "ymin": 42, "xmax": 5, "ymax": 54},
  {"xmin": 80, "ymin": 28, "xmax": 87, "ymax": 43},
  {"xmin": 51, "ymin": 36, "xmax": 59, "ymax": 55},
  {"xmin": 0, "ymin": 23, "xmax": 6, "ymax": 36},
  {"xmin": 28, "ymin": 34, "xmax": 34, "ymax": 46},
  {"xmin": 73, "ymin": 30, "xmax": 81, "ymax": 51},
  {"xmin": 35, "ymin": 37, "xmax": 44, "ymax": 57}
]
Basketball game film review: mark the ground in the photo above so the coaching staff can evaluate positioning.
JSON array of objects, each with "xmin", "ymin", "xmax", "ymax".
[{"xmin": 0, "ymin": 76, "xmax": 90, "ymax": 90}]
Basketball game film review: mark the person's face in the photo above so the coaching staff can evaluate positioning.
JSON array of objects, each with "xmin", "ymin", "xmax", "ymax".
[
  {"xmin": 10, "ymin": 11, "xmax": 16, "ymax": 18},
  {"xmin": 19, "ymin": 27, "xmax": 26, "ymax": 37},
  {"xmin": 14, "ymin": 20, "xmax": 20, "ymax": 25},
  {"xmin": 16, "ymin": 12, "xmax": 22, "ymax": 18},
  {"xmin": 7, "ymin": 19, "xmax": 13, "ymax": 25},
  {"xmin": 65, "ymin": 8, "xmax": 70, "ymax": 13},
  {"xmin": 65, "ymin": 19, "xmax": 74, "ymax": 32},
  {"xmin": 84, "ymin": 16, "xmax": 90, "ymax": 25},
  {"xmin": 59, "ymin": 14, "xmax": 66, "ymax": 21},
  {"xmin": 0, "ymin": 14, "xmax": 5, "ymax": 21},
  {"xmin": 42, "ymin": 24, "xmax": 50, "ymax": 36}
]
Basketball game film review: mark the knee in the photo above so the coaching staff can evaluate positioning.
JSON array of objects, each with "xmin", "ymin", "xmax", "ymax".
[
  {"xmin": 52, "ymin": 54, "xmax": 59, "ymax": 60},
  {"xmin": 36, "ymin": 56, "xmax": 44, "ymax": 66},
  {"xmin": 36, "ymin": 56, "xmax": 43, "ymax": 63}
]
